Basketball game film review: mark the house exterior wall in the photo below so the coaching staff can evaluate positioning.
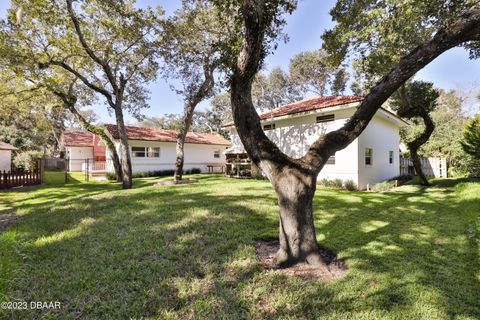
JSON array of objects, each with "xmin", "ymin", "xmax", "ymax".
[
  {"xmin": 229, "ymin": 108, "xmax": 361, "ymax": 186},
  {"xmin": 357, "ymin": 114, "xmax": 401, "ymax": 189},
  {"xmin": 106, "ymin": 140, "xmax": 228, "ymax": 174},
  {"xmin": 0, "ymin": 150, "xmax": 12, "ymax": 171},
  {"xmin": 67, "ymin": 146, "xmax": 94, "ymax": 172},
  {"xmin": 228, "ymin": 107, "xmax": 403, "ymax": 189}
]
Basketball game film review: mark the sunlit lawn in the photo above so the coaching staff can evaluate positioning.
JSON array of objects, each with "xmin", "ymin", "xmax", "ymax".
[{"xmin": 0, "ymin": 173, "xmax": 479, "ymax": 319}]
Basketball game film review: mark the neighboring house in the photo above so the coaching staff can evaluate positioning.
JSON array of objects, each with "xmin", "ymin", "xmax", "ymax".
[
  {"xmin": 61, "ymin": 131, "xmax": 106, "ymax": 172},
  {"xmin": 102, "ymin": 125, "xmax": 231, "ymax": 174},
  {"xmin": 223, "ymin": 96, "xmax": 408, "ymax": 189},
  {"xmin": 0, "ymin": 141, "xmax": 18, "ymax": 172}
]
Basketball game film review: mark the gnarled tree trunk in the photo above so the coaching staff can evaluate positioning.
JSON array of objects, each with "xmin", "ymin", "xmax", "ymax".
[
  {"xmin": 407, "ymin": 110, "xmax": 435, "ymax": 186},
  {"xmin": 228, "ymin": 0, "xmax": 480, "ymax": 267},
  {"xmin": 273, "ymin": 169, "xmax": 325, "ymax": 266}
]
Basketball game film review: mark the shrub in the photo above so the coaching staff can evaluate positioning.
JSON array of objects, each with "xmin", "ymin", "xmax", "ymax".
[
  {"xmin": 105, "ymin": 172, "xmax": 117, "ymax": 181},
  {"xmin": 319, "ymin": 178, "xmax": 357, "ymax": 191},
  {"xmin": 371, "ymin": 180, "xmax": 396, "ymax": 192},
  {"xmin": 107, "ymin": 168, "xmax": 204, "ymax": 180},
  {"xmin": 13, "ymin": 151, "xmax": 43, "ymax": 171},
  {"xmin": 332, "ymin": 179, "xmax": 343, "ymax": 189},
  {"xmin": 343, "ymin": 180, "xmax": 357, "ymax": 191}
]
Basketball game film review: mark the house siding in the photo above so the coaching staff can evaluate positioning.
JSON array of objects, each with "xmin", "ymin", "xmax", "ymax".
[
  {"xmin": 106, "ymin": 140, "xmax": 228, "ymax": 174},
  {"xmin": 357, "ymin": 114, "xmax": 401, "ymax": 189},
  {"xmin": 0, "ymin": 150, "xmax": 12, "ymax": 171},
  {"xmin": 230, "ymin": 108, "xmax": 361, "ymax": 186},
  {"xmin": 228, "ymin": 106, "xmax": 403, "ymax": 189},
  {"xmin": 66, "ymin": 146, "xmax": 94, "ymax": 172}
]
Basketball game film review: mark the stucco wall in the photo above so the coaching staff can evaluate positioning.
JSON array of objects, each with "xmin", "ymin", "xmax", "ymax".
[
  {"xmin": 357, "ymin": 114, "xmax": 401, "ymax": 189},
  {"xmin": 0, "ymin": 150, "xmax": 12, "ymax": 172},
  {"xmin": 67, "ymin": 147, "xmax": 94, "ymax": 172},
  {"xmin": 229, "ymin": 108, "xmax": 360, "ymax": 186},
  {"xmin": 106, "ymin": 140, "xmax": 228, "ymax": 174}
]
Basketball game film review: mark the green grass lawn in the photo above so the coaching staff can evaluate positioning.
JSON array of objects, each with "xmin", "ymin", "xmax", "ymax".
[{"xmin": 0, "ymin": 174, "xmax": 479, "ymax": 319}]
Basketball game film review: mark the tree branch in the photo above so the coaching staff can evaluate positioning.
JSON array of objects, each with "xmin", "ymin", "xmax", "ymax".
[
  {"xmin": 43, "ymin": 60, "xmax": 115, "ymax": 108},
  {"xmin": 65, "ymin": 0, "xmax": 118, "ymax": 93},
  {"xmin": 303, "ymin": 3, "xmax": 480, "ymax": 171}
]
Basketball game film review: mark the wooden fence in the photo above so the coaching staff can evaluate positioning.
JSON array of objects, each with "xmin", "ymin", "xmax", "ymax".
[
  {"xmin": 400, "ymin": 156, "xmax": 447, "ymax": 178},
  {"xmin": 0, "ymin": 169, "xmax": 42, "ymax": 189},
  {"xmin": 0, "ymin": 159, "xmax": 43, "ymax": 189}
]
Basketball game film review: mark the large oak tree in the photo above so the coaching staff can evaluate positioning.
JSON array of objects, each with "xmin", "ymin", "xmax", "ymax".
[
  {"xmin": 1, "ymin": 0, "xmax": 163, "ymax": 189},
  {"xmin": 217, "ymin": 0, "xmax": 480, "ymax": 266}
]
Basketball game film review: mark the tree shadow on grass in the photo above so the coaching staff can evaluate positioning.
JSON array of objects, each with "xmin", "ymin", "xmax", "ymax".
[{"xmin": 1, "ymin": 176, "xmax": 479, "ymax": 319}]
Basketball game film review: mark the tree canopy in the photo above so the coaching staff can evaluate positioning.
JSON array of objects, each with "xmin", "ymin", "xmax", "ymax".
[{"xmin": 461, "ymin": 114, "xmax": 480, "ymax": 159}]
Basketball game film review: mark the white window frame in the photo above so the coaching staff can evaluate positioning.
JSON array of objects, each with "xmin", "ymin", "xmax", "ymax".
[
  {"xmin": 213, "ymin": 150, "xmax": 221, "ymax": 158},
  {"xmin": 131, "ymin": 146, "xmax": 160, "ymax": 158},
  {"xmin": 389, "ymin": 150, "xmax": 394, "ymax": 165},
  {"xmin": 263, "ymin": 123, "xmax": 276, "ymax": 131},
  {"xmin": 365, "ymin": 148, "xmax": 373, "ymax": 166}
]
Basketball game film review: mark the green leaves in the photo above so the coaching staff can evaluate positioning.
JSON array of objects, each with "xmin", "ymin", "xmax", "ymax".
[{"xmin": 461, "ymin": 114, "xmax": 480, "ymax": 159}]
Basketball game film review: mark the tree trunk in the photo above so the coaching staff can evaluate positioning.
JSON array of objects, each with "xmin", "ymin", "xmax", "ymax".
[
  {"xmin": 410, "ymin": 149, "xmax": 429, "ymax": 186},
  {"xmin": 407, "ymin": 109, "xmax": 435, "ymax": 186},
  {"xmin": 174, "ymin": 102, "xmax": 195, "ymax": 182},
  {"xmin": 114, "ymin": 106, "xmax": 132, "ymax": 189},
  {"xmin": 272, "ymin": 169, "xmax": 324, "ymax": 266},
  {"xmin": 68, "ymin": 106, "xmax": 123, "ymax": 183}
]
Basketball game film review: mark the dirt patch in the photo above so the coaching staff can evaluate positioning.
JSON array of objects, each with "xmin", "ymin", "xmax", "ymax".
[
  {"xmin": 0, "ymin": 215, "xmax": 23, "ymax": 232},
  {"xmin": 154, "ymin": 179, "xmax": 198, "ymax": 186},
  {"xmin": 254, "ymin": 240, "xmax": 348, "ymax": 281}
]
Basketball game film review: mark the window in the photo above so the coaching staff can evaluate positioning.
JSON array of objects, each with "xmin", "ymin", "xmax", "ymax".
[
  {"xmin": 132, "ymin": 147, "xmax": 160, "ymax": 158},
  {"xmin": 316, "ymin": 114, "xmax": 335, "ymax": 123},
  {"xmin": 326, "ymin": 154, "xmax": 335, "ymax": 165},
  {"xmin": 214, "ymin": 150, "xmax": 220, "ymax": 158},
  {"xmin": 389, "ymin": 151, "xmax": 394, "ymax": 164},
  {"xmin": 365, "ymin": 148, "xmax": 373, "ymax": 166},
  {"xmin": 132, "ymin": 147, "xmax": 146, "ymax": 158},
  {"xmin": 147, "ymin": 147, "xmax": 160, "ymax": 158},
  {"xmin": 263, "ymin": 123, "xmax": 276, "ymax": 130}
]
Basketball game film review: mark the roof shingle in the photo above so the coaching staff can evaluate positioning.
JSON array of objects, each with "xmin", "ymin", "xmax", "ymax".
[
  {"xmin": 62, "ymin": 131, "xmax": 94, "ymax": 147},
  {"xmin": 105, "ymin": 125, "xmax": 231, "ymax": 146},
  {"xmin": 222, "ymin": 95, "xmax": 363, "ymax": 127}
]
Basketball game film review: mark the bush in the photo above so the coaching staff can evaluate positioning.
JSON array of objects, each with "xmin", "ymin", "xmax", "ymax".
[
  {"xmin": 106, "ymin": 168, "xmax": 203, "ymax": 180},
  {"xmin": 105, "ymin": 172, "xmax": 117, "ymax": 181},
  {"xmin": 343, "ymin": 180, "xmax": 357, "ymax": 191},
  {"xmin": 371, "ymin": 180, "xmax": 396, "ymax": 192},
  {"xmin": 13, "ymin": 151, "xmax": 43, "ymax": 171},
  {"xmin": 319, "ymin": 178, "xmax": 357, "ymax": 191},
  {"xmin": 332, "ymin": 179, "xmax": 343, "ymax": 189}
]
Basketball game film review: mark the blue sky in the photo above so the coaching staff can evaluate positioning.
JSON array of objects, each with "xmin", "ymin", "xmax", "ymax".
[{"xmin": 1, "ymin": 0, "xmax": 479, "ymax": 123}]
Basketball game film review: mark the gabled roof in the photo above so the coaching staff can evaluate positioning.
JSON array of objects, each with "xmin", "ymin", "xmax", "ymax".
[
  {"xmin": 105, "ymin": 124, "xmax": 231, "ymax": 146},
  {"xmin": 221, "ymin": 96, "xmax": 363, "ymax": 127},
  {"xmin": 0, "ymin": 141, "xmax": 18, "ymax": 151},
  {"xmin": 62, "ymin": 131, "xmax": 94, "ymax": 147}
]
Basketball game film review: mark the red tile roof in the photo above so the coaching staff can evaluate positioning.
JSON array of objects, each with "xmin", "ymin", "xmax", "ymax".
[
  {"xmin": 0, "ymin": 141, "xmax": 18, "ymax": 150},
  {"xmin": 105, "ymin": 124, "xmax": 231, "ymax": 146},
  {"xmin": 62, "ymin": 131, "xmax": 94, "ymax": 147},
  {"xmin": 221, "ymin": 95, "xmax": 363, "ymax": 127}
]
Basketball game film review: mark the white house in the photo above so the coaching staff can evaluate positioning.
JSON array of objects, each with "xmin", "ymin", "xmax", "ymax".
[
  {"xmin": 62, "ymin": 131, "xmax": 106, "ymax": 172},
  {"xmin": 223, "ymin": 96, "xmax": 408, "ymax": 189},
  {"xmin": 104, "ymin": 125, "xmax": 230, "ymax": 174},
  {"xmin": 0, "ymin": 141, "xmax": 18, "ymax": 172}
]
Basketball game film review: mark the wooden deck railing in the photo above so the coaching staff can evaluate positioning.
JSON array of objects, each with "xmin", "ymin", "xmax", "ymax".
[{"xmin": 0, "ymin": 169, "xmax": 42, "ymax": 189}]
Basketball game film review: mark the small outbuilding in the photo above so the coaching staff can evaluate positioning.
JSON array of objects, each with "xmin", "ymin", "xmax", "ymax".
[{"xmin": 0, "ymin": 141, "xmax": 18, "ymax": 172}]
